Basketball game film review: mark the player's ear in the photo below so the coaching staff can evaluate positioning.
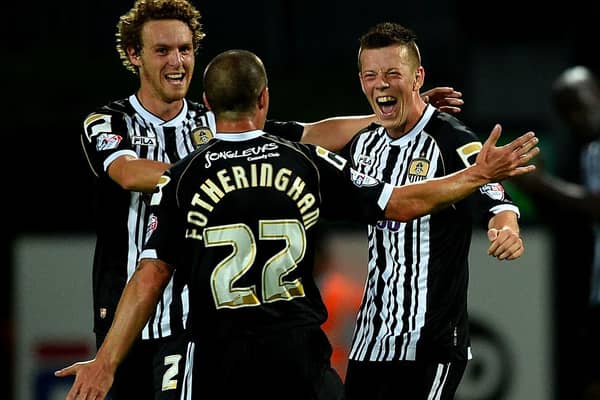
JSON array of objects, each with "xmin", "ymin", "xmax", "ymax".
[
  {"xmin": 258, "ymin": 87, "xmax": 269, "ymax": 110},
  {"xmin": 202, "ymin": 92, "xmax": 212, "ymax": 110},
  {"xmin": 127, "ymin": 47, "xmax": 141, "ymax": 66},
  {"xmin": 413, "ymin": 66, "xmax": 425, "ymax": 91}
]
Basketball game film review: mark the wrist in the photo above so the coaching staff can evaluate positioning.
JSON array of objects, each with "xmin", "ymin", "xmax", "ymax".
[{"xmin": 465, "ymin": 164, "xmax": 490, "ymax": 186}]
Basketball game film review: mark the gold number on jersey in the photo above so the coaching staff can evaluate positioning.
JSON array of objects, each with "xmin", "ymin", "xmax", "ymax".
[
  {"xmin": 161, "ymin": 354, "xmax": 182, "ymax": 391},
  {"xmin": 204, "ymin": 220, "xmax": 307, "ymax": 309}
]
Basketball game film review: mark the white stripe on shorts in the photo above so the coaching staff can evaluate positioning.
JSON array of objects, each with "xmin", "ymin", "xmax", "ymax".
[
  {"xmin": 427, "ymin": 362, "xmax": 450, "ymax": 400},
  {"xmin": 180, "ymin": 341, "xmax": 195, "ymax": 400}
]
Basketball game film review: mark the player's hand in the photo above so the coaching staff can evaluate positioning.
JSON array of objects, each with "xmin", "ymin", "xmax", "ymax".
[
  {"xmin": 55, "ymin": 358, "xmax": 114, "ymax": 400},
  {"xmin": 475, "ymin": 124, "xmax": 540, "ymax": 181},
  {"xmin": 487, "ymin": 227, "xmax": 524, "ymax": 260},
  {"xmin": 421, "ymin": 87, "xmax": 464, "ymax": 114}
]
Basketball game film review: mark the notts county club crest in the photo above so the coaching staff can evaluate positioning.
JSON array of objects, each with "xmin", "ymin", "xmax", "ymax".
[
  {"xmin": 191, "ymin": 126, "xmax": 214, "ymax": 147},
  {"xmin": 408, "ymin": 158, "xmax": 430, "ymax": 182}
]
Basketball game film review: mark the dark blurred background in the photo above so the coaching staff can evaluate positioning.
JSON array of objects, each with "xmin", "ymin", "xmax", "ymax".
[{"xmin": 5, "ymin": 1, "xmax": 599, "ymax": 399}]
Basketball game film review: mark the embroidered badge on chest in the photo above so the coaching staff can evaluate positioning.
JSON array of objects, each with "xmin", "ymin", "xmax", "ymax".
[
  {"xmin": 408, "ymin": 158, "xmax": 430, "ymax": 178},
  {"xmin": 191, "ymin": 126, "xmax": 214, "ymax": 146}
]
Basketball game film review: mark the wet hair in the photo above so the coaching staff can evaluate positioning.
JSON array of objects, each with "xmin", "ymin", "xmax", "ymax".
[
  {"xmin": 357, "ymin": 22, "xmax": 421, "ymax": 71},
  {"xmin": 203, "ymin": 49, "xmax": 268, "ymax": 117},
  {"xmin": 116, "ymin": 0, "xmax": 205, "ymax": 74}
]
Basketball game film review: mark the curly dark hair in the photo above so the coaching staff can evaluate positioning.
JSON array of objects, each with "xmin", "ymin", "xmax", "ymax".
[{"xmin": 116, "ymin": 0, "xmax": 205, "ymax": 74}]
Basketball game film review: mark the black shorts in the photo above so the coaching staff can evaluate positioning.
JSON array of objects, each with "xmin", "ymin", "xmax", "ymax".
[
  {"xmin": 179, "ymin": 326, "xmax": 344, "ymax": 400},
  {"xmin": 96, "ymin": 331, "xmax": 189, "ymax": 400},
  {"xmin": 345, "ymin": 358, "xmax": 467, "ymax": 400}
]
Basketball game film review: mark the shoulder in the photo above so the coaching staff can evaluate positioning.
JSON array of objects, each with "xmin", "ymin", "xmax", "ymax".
[
  {"xmin": 361, "ymin": 122, "xmax": 382, "ymax": 134},
  {"xmin": 93, "ymin": 98, "xmax": 133, "ymax": 118},
  {"xmin": 264, "ymin": 120, "xmax": 304, "ymax": 142},
  {"xmin": 425, "ymin": 110, "xmax": 480, "ymax": 146},
  {"xmin": 84, "ymin": 97, "xmax": 132, "ymax": 120},
  {"xmin": 343, "ymin": 122, "xmax": 385, "ymax": 155},
  {"xmin": 263, "ymin": 133, "xmax": 307, "ymax": 153},
  {"xmin": 186, "ymin": 99, "xmax": 210, "ymax": 115},
  {"xmin": 350, "ymin": 122, "xmax": 384, "ymax": 141},
  {"xmin": 82, "ymin": 98, "xmax": 132, "ymax": 133},
  {"xmin": 425, "ymin": 111, "xmax": 486, "ymax": 167},
  {"xmin": 262, "ymin": 133, "xmax": 330, "ymax": 167},
  {"xmin": 427, "ymin": 110, "xmax": 475, "ymax": 137}
]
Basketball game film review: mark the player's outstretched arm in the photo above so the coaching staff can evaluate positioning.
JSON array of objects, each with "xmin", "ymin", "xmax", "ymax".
[
  {"xmin": 300, "ymin": 114, "xmax": 376, "ymax": 151},
  {"xmin": 109, "ymin": 155, "xmax": 170, "ymax": 193},
  {"xmin": 300, "ymin": 87, "xmax": 464, "ymax": 151},
  {"xmin": 54, "ymin": 258, "xmax": 172, "ymax": 400},
  {"xmin": 384, "ymin": 124, "xmax": 539, "ymax": 221}
]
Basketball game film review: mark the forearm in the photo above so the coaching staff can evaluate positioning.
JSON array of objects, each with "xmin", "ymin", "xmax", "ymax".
[
  {"xmin": 300, "ymin": 115, "xmax": 376, "ymax": 151},
  {"xmin": 487, "ymin": 210, "xmax": 523, "ymax": 260},
  {"xmin": 383, "ymin": 126, "xmax": 539, "ymax": 221},
  {"xmin": 109, "ymin": 156, "xmax": 170, "ymax": 192},
  {"xmin": 126, "ymin": 159, "xmax": 170, "ymax": 192},
  {"xmin": 384, "ymin": 165, "xmax": 488, "ymax": 221},
  {"xmin": 488, "ymin": 210, "xmax": 519, "ymax": 232},
  {"xmin": 95, "ymin": 259, "xmax": 171, "ymax": 371}
]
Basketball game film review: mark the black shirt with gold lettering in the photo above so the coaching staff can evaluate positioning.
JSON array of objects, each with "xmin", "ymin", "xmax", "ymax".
[{"xmin": 141, "ymin": 130, "xmax": 391, "ymax": 342}]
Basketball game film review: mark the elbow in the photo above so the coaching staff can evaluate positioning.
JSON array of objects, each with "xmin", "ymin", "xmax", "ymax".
[
  {"xmin": 109, "ymin": 165, "xmax": 140, "ymax": 191},
  {"xmin": 392, "ymin": 207, "xmax": 417, "ymax": 222},
  {"xmin": 117, "ymin": 171, "xmax": 154, "ymax": 192},
  {"xmin": 118, "ymin": 176, "xmax": 138, "ymax": 191},
  {"xmin": 135, "ymin": 259, "xmax": 173, "ymax": 294}
]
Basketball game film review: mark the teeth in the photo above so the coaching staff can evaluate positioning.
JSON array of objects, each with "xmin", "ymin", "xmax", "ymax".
[
  {"xmin": 166, "ymin": 73, "xmax": 184, "ymax": 79},
  {"xmin": 376, "ymin": 96, "xmax": 395, "ymax": 103}
]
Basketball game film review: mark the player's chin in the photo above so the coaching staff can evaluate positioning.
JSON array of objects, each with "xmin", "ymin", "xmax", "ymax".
[
  {"xmin": 164, "ymin": 87, "xmax": 188, "ymax": 102},
  {"xmin": 164, "ymin": 79, "xmax": 188, "ymax": 92},
  {"xmin": 376, "ymin": 115, "xmax": 398, "ymax": 131}
]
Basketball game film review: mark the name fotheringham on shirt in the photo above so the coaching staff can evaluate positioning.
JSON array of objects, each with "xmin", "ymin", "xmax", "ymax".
[{"xmin": 184, "ymin": 144, "xmax": 320, "ymax": 240}]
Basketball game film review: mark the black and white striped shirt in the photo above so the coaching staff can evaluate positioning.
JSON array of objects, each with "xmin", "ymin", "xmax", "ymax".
[
  {"xmin": 343, "ymin": 104, "xmax": 519, "ymax": 362},
  {"xmin": 81, "ymin": 95, "xmax": 216, "ymax": 340}
]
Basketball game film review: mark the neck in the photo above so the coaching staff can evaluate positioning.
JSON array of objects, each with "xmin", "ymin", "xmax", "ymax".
[
  {"xmin": 216, "ymin": 117, "xmax": 259, "ymax": 133},
  {"xmin": 136, "ymin": 90, "xmax": 184, "ymax": 121},
  {"xmin": 387, "ymin": 99, "xmax": 427, "ymax": 138}
]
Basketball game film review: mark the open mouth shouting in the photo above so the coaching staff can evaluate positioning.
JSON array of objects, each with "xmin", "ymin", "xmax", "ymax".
[{"xmin": 376, "ymin": 96, "xmax": 397, "ymax": 118}]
